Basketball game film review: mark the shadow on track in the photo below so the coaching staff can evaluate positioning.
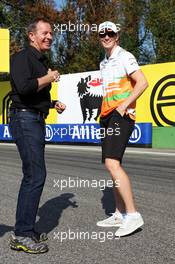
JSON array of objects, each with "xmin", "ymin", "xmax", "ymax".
[
  {"xmin": 0, "ymin": 225, "xmax": 13, "ymax": 237},
  {"xmin": 101, "ymin": 187, "xmax": 115, "ymax": 215},
  {"xmin": 0, "ymin": 193, "xmax": 78, "ymax": 237},
  {"xmin": 35, "ymin": 193, "xmax": 78, "ymax": 234}
]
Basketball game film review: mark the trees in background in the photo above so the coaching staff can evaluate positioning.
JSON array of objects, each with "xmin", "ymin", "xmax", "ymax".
[
  {"xmin": 53, "ymin": 0, "xmax": 120, "ymax": 73},
  {"xmin": 0, "ymin": 0, "xmax": 57, "ymax": 54},
  {"xmin": 52, "ymin": 0, "xmax": 151, "ymax": 72},
  {"xmin": 0, "ymin": 0, "xmax": 175, "ymax": 75},
  {"xmin": 145, "ymin": 0, "xmax": 175, "ymax": 63}
]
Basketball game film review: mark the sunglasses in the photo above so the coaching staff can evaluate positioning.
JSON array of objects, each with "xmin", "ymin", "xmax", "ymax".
[{"xmin": 99, "ymin": 31, "xmax": 117, "ymax": 38}]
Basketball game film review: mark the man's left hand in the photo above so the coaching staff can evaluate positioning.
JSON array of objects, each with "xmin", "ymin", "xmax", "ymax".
[
  {"xmin": 115, "ymin": 105, "xmax": 126, "ymax": 117},
  {"xmin": 54, "ymin": 101, "xmax": 66, "ymax": 114}
]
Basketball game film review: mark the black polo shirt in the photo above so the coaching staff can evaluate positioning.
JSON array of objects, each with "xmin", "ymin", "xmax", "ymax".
[{"xmin": 10, "ymin": 45, "xmax": 52, "ymax": 115}]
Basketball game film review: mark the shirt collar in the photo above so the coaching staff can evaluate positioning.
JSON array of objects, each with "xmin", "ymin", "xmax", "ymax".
[
  {"xmin": 104, "ymin": 45, "xmax": 121, "ymax": 62},
  {"xmin": 28, "ymin": 45, "xmax": 46, "ymax": 61}
]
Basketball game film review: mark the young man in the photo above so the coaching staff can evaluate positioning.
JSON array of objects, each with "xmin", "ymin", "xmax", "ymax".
[
  {"xmin": 9, "ymin": 18, "xmax": 66, "ymax": 253},
  {"xmin": 97, "ymin": 21, "xmax": 148, "ymax": 237}
]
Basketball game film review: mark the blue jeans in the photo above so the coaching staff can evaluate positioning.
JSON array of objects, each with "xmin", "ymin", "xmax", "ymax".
[{"xmin": 9, "ymin": 110, "xmax": 46, "ymax": 237}]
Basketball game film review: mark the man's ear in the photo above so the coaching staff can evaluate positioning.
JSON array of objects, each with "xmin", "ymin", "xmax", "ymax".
[{"xmin": 28, "ymin": 32, "xmax": 35, "ymax": 43}]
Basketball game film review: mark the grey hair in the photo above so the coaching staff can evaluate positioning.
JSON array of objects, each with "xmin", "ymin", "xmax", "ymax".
[{"xmin": 26, "ymin": 17, "xmax": 50, "ymax": 35}]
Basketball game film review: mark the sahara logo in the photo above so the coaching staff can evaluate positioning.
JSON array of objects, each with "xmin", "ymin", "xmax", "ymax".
[{"xmin": 150, "ymin": 74, "xmax": 175, "ymax": 126}]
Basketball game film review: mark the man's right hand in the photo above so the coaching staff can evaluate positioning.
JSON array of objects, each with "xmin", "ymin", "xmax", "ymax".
[
  {"xmin": 37, "ymin": 69, "xmax": 60, "ymax": 91},
  {"xmin": 47, "ymin": 69, "xmax": 60, "ymax": 82}
]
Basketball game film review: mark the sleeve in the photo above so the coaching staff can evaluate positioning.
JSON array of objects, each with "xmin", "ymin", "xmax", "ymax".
[
  {"xmin": 10, "ymin": 52, "xmax": 38, "ymax": 96},
  {"xmin": 50, "ymin": 100, "xmax": 57, "ymax": 108},
  {"xmin": 122, "ymin": 51, "xmax": 140, "ymax": 76}
]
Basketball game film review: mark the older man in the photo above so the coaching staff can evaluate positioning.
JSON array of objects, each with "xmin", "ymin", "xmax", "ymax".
[{"xmin": 9, "ymin": 18, "xmax": 65, "ymax": 253}]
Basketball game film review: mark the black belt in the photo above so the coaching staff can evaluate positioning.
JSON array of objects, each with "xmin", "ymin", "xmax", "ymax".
[{"xmin": 10, "ymin": 108, "xmax": 47, "ymax": 119}]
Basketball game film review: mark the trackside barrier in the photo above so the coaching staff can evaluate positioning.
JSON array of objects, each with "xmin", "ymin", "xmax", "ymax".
[{"xmin": 0, "ymin": 123, "xmax": 152, "ymax": 147}]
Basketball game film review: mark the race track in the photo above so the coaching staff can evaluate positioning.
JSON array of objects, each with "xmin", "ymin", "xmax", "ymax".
[{"xmin": 0, "ymin": 144, "xmax": 174, "ymax": 264}]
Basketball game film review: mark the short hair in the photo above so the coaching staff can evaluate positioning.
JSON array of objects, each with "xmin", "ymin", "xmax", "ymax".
[{"xmin": 27, "ymin": 17, "xmax": 51, "ymax": 34}]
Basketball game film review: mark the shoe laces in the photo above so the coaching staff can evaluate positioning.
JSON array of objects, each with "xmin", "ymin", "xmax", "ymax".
[
  {"xmin": 19, "ymin": 237, "xmax": 35, "ymax": 246},
  {"xmin": 109, "ymin": 213, "xmax": 118, "ymax": 220},
  {"xmin": 119, "ymin": 216, "xmax": 131, "ymax": 229}
]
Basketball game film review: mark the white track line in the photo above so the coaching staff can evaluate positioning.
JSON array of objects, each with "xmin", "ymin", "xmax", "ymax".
[{"xmin": 1, "ymin": 143, "xmax": 175, "ymax": 156}]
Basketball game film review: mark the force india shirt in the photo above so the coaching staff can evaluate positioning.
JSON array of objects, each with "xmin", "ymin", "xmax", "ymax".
[{"xmin": 100, "ymin": 45, "xmax": 140, "ymax": 120}]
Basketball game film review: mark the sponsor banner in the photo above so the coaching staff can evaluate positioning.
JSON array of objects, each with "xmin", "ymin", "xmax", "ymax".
[
  {"xmin": 0, "ymin": 123, "xmax": 152, "ymax": 145},
  {"xmin": 57, "ymin": 62, "xmax": 175, "ymax": 127},
  {"xmin": 45, "ymin": 124, "xmax": 101, "ymax": 143},
  {"xmin": 58, "ymin": 71, "xmax": 103, "ymax": 124},
  {"xmin": 0, "ymin": 29, "xmax": 9, "ymax": 73},
  {"xmin": 0, "ymin": 81, "xmax": 58, "ymax": 125},
  {"xmin": 0, "ymin": 81, "xmax": 11, "ymax": 125},
  {"xmin": 137, "ymin": 62, "xmax": 175, "ymax": 126},
  {"xmin": 1, "ymin": 62, "xmax": 175, "ymax": 129},
  {"xmin": 0, "ymin": 124, "xmax": 12, "ymax": 140},
  {"xmin": 45, "ymin": 82, "xmax": 59, "ymax": 124},
  {"xmin": 128, "ymin": 123, "xmax": 152, "ymax": 145}
]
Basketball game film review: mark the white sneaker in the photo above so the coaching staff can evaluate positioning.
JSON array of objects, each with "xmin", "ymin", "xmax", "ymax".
[
  {"xmin": 97, "ymin": 213, "xmax": 123, "ymax": 227},
  {"xmin": 115, "ymin": 212, "xmax": 144, "ymax": 237}
]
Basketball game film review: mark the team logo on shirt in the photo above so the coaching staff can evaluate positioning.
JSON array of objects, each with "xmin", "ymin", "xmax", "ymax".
[{"xmin": 150, "ymin": 74, "xmax": 175, "ymax": 126}]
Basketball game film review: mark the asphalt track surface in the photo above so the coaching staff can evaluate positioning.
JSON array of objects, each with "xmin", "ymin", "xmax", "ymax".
[{"xmin": 0, "ymin": 143, "xmax": 174, "ymax": 264}]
